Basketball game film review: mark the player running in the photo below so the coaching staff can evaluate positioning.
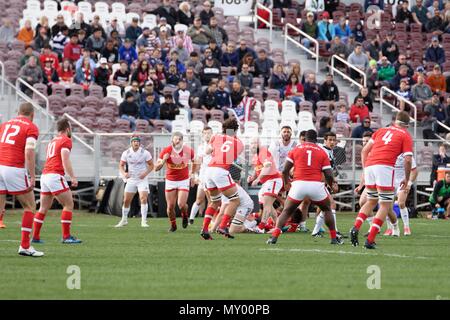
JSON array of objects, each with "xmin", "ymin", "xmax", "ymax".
[
  {"xmin": 155, "ymin": 132, "xmax": 197, "ymax": 231},
  {"xmin": 0, "ymin": 103, "xmax": 43, "ymax": 257},
  {"xmin": 32, "ymin": 118, "xmax": 81, "ymax": 244},
  {"xmin": 115, "ymin": 134, "xmax": 154, "ymax": 228},
  {"xmin": 350, "ymin": 111, "xmax": 413, "ymax": 249},
  {"xmin": 248, "ymin": 137, "xmax": 284, "ymax": 233},
  {"xmin": 189, "ymin": 126, "xmax": 213, "ymax": 225},
  {"xmin": 266, "ymin": 130, "xmax": 342, "ymax": 245},
  {"xmin": 200, "ymin": 118, "xmax": 244, "ymax": 240}
]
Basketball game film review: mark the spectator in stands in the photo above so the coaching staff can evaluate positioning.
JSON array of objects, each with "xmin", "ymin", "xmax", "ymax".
[
  {"xmin": 58, "ymin": 58, "xmax": 75, "ymax": 85},
  {"xmin": 235, "ymin": 39, "xmax": 257, "ymax": 61},
  {"xmin": 166, "ymin": 62, "xmax": 182, "ymax": 87},
  {"xmin": 75, "ymin": 48, "xmax": 95, "ymax": 70},
  {"xmin": 77, "ymin": 29, "xmax": 87, "ymax": 49},
  {"xmin": 230, "ymin": 80, "xmax": 246, "ymax": 108},
  {"xmin": 270, "ymin": 63, "xmax": 288, "ymax": 98},
  {"xmin": 352, "ymin": 22, "xmax": 366, "ymax": 44},
  {"xmin": 185, "ymin": 51, "xmax": 203, "ymax": 75},
  {"xmin": 171, "ymin": 28, "xmax": 194, "ymax": 55},
  {"xmin": 136, "ymin": 27, "xmax": 152, "ymax": 51},
  {"xmin": 351, "ymin": 116, "xmax": 373, "ymax": 138},
  {"xmin": 425, "ymin": 93, "xmax": 447, "ymax": 125},
  {"xmin": 394, "ymin": 55, "xmax": 414, "ymax": 78},
  {"xmin": 289, "ymin": 61, "xmax": 301, "ymax": 79},
  {"xmin": 174, "ymin": 78, "xmax": 191, "ymax": 109},
  {"xmin": 222, "ymin": 42, "xmax": 239, "ymax": 72},
  {"xmin": 187, "ymin": 16, "xmax": 213, "ymax": 52},
  {"xmin": 347, "ymin": 43, "xmax": 369, "ymax": 85},
  {"xmin": 119, "ymin": 91, "xmax": 139, "ymax": 130},
  {"xmin": 381, "ymin": 32, "xmax": 399, "ymax": 64},
  {"xmin": 90, "ymin": 15, "xmax": 107, "ymax": 40},
  {"xmin": 128, "ymin": 81, "xmax": 141, "ymax": 102},
  {"xmin": 199, "ymin": 55, "xmax": 221, "ymax": 86},
  {"xmin": 431, "ymin": 143, "xmax": 450, "ymax": 184},
  {"xmin": 238, "ymin": 64, "xmax": 254, "ymax": 90},
  {"xmin": 304, "ymin": 73, "xmax": 321, "ymax": 107},
  {"xmin": 149, "ymin": 48, "xmax": 163, "ymax": 67},
  {"xmin": 113, "ymin": 61, "xmax": 131, "ymax": 91},
  {"xmin": 327, "ymin": 35, "xmax": 347, "ymax": 69},
  {"xmin": 200, "ymin": 1, "xmax": 215, "ymax": 26},
  {"xmin": 238, "ymin": 53, "xmax": 256, "ymax": 75},
  {"xmin": 35, "ymin": 16, "xmax": 51, "ymax": 39},
  {"xmin": 34, "ymin": 27, "xmax": 51, "ymax": 53},
  {"xmin": 429, "ymin": 171, "xmax": 450, "ymax": 215},
  {"xmin": 139, "ymin": 93, "xmax": 160, "ymax": 127},
  {"xmin": 377, "ymin": 57, "xmax": 396, "ymax": 85},
  {"xmin": 285, "ymin": 73, "xmax": 305, "ymax": 107},
  {"xmin": 160, "ymin": 94, "xmax": 180, "ymax": 131},
  {"xmin": 17, "ymin": 20, "xmax": 34, "ymax": 47},
  {"xmin": 319, "ymin": 74, "xmax": 339, "ymax": 102},
  {"xmin": 130, "ymin": 60, "xmax": 150, "ymax": 89},
  {"xmin": 335, "ymin": 103, "xmax": 350, "ymax": 123},
  {"xmin": 357, "ymin": 87, "xmax": 374, "ymax": 112},
  {"xmin": 428, "ymin": 65, "xmax": 447, "ymax": 94},
  {"xmin": 396, "ymin": 0, "xmax": 414, "ymax": 26},
  {"xmin": 70, "ymin": 12, "xmax": 91, "ymax": 38},
  {"xmin": 154, "ymin": 62, "xmax": 167, "ymax": 92},
  {"xmin": 0, "ymin": 18, "xmax": 15, "ymax": 45},
  {"xmin": 425, "ymin": 36, "xmax": 446, "ymax": 67},
  {"xmin": 207, "ymin": 16, "xmax": 228, "ymax": 49},
  {"xmin": 426, "ymin": 7, "xmax": 445, "ymax": 33},
  {"xmin": 42, "ymin": 58, "xmax": 59, "ymax": 92},
  {"xmin": 366, "ymin": 59, "xmax": 380, "ymax": 94},
  {"xmin": 166, "ymin": 50, "xmax": 186, "ymax": 75},
  {"xmin": 178, "ymin": 1, "xmax": 194, "ymax": 26},
  {"xmin": 102, "ymin": 39, "xmax": 119, "ymax": 65},
  {"xmin": 345, "ymin": 34, "xmax": 358, "ymax": 57},
  {"xmin": 86, "ymin": 28, "xmax": 105, "ymax": 61},
  {"xmin": 334, "ymin": 17, "xmax": 351, "ymax": 44},
  {"xmin": 52, "ymin": 14, "xmax": 68, "ymax": 37},
  {"xmin": 390, "ymin": 65, "xmax": 415, "ymax": 92},
  {"xmin": 317, "ymin": 11, "xmax": 334, "ymax": 45},
  {"xmin": 421, "ymin": 111, "xmax": 437, "ymax": 145},
  {"xmin": 207, "ymin": 39, "xmax": 223, "ymax": 63},
  {"xmin": 318, "ymin": 116, "xmax": 333, "ymax": 138},
  {"xmin": 18, "ymin": 56, "xmax": 43, "ymax": 96},
  {"xmin": 119, "ymin": 39, "xmax": 138, "ymax": 67},
  {"xmin": 94, "ymin": 58, "xmax": 110, "ymax": 95},
  {"xmin": 40, "ymin": 44, "xmax": 60, "ymax": 70},
  {"xmin": 273, "ymin": 0, "xmax": 292, "ymax": 17},
  {"xmin": 152, "ymin": 0, "xmax": 178, "ymax": 28},
  {"xmin": 349, "ymin": 96, "xmax": 370, "ymax": 123},
  {"xmin": 412, "ymin": 0, "xmax": 429, "ymax": 31},
  {"xmin": 412, "ymin": 74, "xmax": 433, "ymax": 104},
  {"xmin": 140, "ymin": 80, "xmax": 160, "ymax": 104},
  {"xmin": 20, "ymin": 45, "xmax": 39, "ymax": 67},
  {"xmin": 75, "ymin": 56, "xmax": 95, "ymax": 90},
  {"xmin": 300, "ymin": 12, "xmax": 319, "ymax": 59},
  {"xmin": 157, "ymin": 27, "xmax": 172, "ymax": 59},
  {"xmin": 254, "ymin": 49, "xmax": 274, "ymax": 87},
  {"xmin": 396, "ymin": 80, "xmax": 413, "ymax": 111},
  {"xmin": 125, "ymin": 17, "xmax": 143, "ymax": 46},
  {"xmin": 215, "ymin": 79, "xmax": 232, "ymax": 113},
  {"xmin": 63, "ymin": 32, "xmax": 81, "ymax": 64},
  {"xmin": 155, "ymin": 17, "xmax": 174, "ymax": 37},
  {"xmin": 106, "ymin": 17, "xmax": 125, "ymax": 39},
  {"xmin": 185, "ymin": 67, "xmax": 202, "ymax": 107},
  {"xmin": 305, "ymin": 0, "xmax": 325, "ymax": 14},
  {"xmin": 200, "ymin": 81, "xmax": 219, "ymax": 116},
  {"xmin": 364, "ymin": 0, "xmax": 384, "ymax": 11},
  {"xmin": 52, "ymin": 26, "xmax": 70, "ymax": 58}
]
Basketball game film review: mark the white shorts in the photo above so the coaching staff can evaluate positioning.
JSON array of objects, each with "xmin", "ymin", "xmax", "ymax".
[
  {"xmin": 0, "ymin": 165, "xmax": 30, "ymax": 195},
  {"xmin": 287, "ymin": 180, "xmax": 329, "ymax": 204},
  {"xmin": 205, "ymin": 166, "xmax": 235, "ymax": 192},
  {"xmin": 125, "ymin": 179, "xmax": 149, "ymax": 193},
  {"xmin": 364, "ymin": 165, "xmax": 395, "ymax": 191},
  {"xmin": 165, "ymin": 178, "xmax": 189, "ymax": 192},
  {"xmin": 221, "ymin": 186, "xmax": 254, "ymax": 217},
  {"xmin": 40, "ymin": 173, "xmax": 70, "ymax": 196},
  {"xmin": 258, "ymin": 178, "xmax": 284, "ymax": 204}
]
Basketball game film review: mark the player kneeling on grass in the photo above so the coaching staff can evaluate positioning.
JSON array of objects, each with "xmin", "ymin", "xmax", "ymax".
[
  {"xmin": 115, "ymin": 134, "xmax": 154, "ymax": 228},
  {"xmin": 32, "ymin": 118, "xmax": 81, "ymax": 244},
  {"xmin": 267, "ymin": 130, "xmax": 342, "ymax": 245}
]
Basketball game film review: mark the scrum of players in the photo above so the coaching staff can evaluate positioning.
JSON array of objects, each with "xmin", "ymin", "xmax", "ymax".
[{"xmin": 0, "ymin": 102, "xmax": 416, "ymax": 257}]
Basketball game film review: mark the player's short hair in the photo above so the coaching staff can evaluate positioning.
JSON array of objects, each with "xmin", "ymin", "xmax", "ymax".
[
  {"xmin": 299, "ymin": 130, "xmax": 307, "ymax": 138},
  {"xmin": 363, "ymin": 131, "xmax": 373, "ymax": 138},
  {"xmin": 222, "ymin": 118, "xmax": 239, "ymax": 134},
  {"xmin": 203, "ymin": 126, "xmax": 212, "ymax": 132},
  {"xmin": 395, "ymin": 111, "xmax": 410, "ymax": 127},
  {"xmin": 324, "ymin": 131, "xmax": 336, "ymax": 140},
  {"xmin": 280, "ymin": 125, "xmax": 292, "ymax": 131},
  {"xmin": 57, "ymin": 118, "xmax": 71, "ymax": 132},
  {"xmin": 305, "ymin": 129, "xmax": 317, "ymax": 142},
  {"xmin": 18, "ymin": 102, "xmax": 34, "ymax": 116},
  {"xmin": 172, "ymin": 131, "xmax": 184, "ymax": 139}
]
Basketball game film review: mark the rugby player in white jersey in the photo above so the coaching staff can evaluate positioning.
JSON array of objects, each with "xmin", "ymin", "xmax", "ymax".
[{"xmin": 115, "ymin": 134, "xmax": 154, "ymax": 228}]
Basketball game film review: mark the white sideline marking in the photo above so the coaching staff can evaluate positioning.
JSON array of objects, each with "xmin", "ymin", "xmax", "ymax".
[
  {"xmin": 259, "ymin": 248, "xmax": 431, "ymax": 260},
  {"xmin": 0, "ymin": 240, "xmax": 20, "ymax": 242},
  {"xmin": 423, "ymin": 234, "xmax": 450, "ymax": 238}
]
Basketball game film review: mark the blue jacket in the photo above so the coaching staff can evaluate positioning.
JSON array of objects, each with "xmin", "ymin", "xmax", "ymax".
[
  {"xmin": 165, "ymin": 59, "xmax": 186, "ymax": 75},
  {"xmin": 425, "ymin": 45, "xmax": 446, "ymax": 65},
  {"xmin": 317, "ymin": 21, "xmax": 335, "ymax": 42},
  {"xmin": 119, "ymin": 46, "xmax": 138, "ymax": 66},
  {"xmin": 139, "ymin": 101, "xmax": 160, "ymax": 121},
  {"xmin": 215, "ymin": 89, "xmax": 231, "ymax": 109},
  {"xmin": 222, "ymin": 51, "xmax": 239, "ymax": 67},
  {"xmin": 334, "ymin": 23, "xmax": 351, "ymax": 40}
]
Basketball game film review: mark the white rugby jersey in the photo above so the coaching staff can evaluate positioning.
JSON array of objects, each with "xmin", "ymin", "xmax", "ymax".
[
  {"xmin": 120, "ymin": 147, "xmax": 152, "ymax": 180},
  {"xmin": 197, "ymin": 143, "xmax": 212, "ymax": 178},
  {"xmin": 394, "ymin": 153, "xmax": 417, "ymax": 183},
  {"xmin": 269, "ymin": 139, "xmax": 297, "ymax": 172}
]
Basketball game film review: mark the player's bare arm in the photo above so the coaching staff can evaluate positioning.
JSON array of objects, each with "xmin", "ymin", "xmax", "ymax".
[
  {"xmin": 251, "ymin": 162, "xmax": 272, "ymax": 186},
  {"xmin": 119, "ymin": 160, "xmax": 129, "ymax": 179},
  {"xmin": 323, "ymin": 169, "xmax": 337, "ymax": 194},
  {"xmin": 61, "ymin": 148, "xmax": 78, "ymax": 188},
  {"xmin": 25, "ymin": 137, "xmax": 37, "ymax": 189},
  {"xmin": 282, "ymin": 160, "xmax": 293, "ymax": 191},
  {"xmin": 361, "ymin": 140, "xmax": 374, "ymax": 168},
  {"xmin": 400, "ymin": 155, "xmax": 413, "ymax": 190},
  {"xmin": 154, "ymin": 153, "xmax": 170, "ymax": 171},
  {"xmin": 139, "ymin": 160, "xmax": 154, "ymax": 180}
]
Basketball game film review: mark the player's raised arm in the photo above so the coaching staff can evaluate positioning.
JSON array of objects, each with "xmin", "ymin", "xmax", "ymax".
[
  {"xmin": 61, "ymin": 148, "xmax": 77, "ymax": 188},
  {"xmin": 154, "ymin": 152, "xmax": 170, "ymax": 171}
]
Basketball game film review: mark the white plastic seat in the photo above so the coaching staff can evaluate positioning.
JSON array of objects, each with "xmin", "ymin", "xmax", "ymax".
[
  {"xmin": 174, "ymin": 24, "xmax": 188, "ymax": 34},
  {"xmin": 94, "ymin": 2, "xmax": 110, "ymax": 15},
  {"xmin": 281, "ymin": 100, "xmax": 297, "ymax": 116},
  {"xmin": 280, "ymin": 119, "xmax": 297, "ymax": 134},
  {"xmin": 177, "ymin": 108, "xmax": 189, "ymax": 125},
  {"xmin": 263, "ymin": 99, "xmax": 280, "ymax": 120},
  {"xmin": 77, "ymin": 1, "xmax": 93, "ymax": 14},
  {"xmin": 106, "ymin": 85, "xmax": 123, "ymax": 104},
  {"xmin": 244, "ymin": 121, "xmax": 259, "ymax": 137},
  {"xmin": 253, "ymin": 100, "xmax": 263, "ymax": 121},
  {"xmin": 207, "ymin": 120, "xmax": 223, "ymax": 135},
  {"xmin": 142, "ymin": 14, "xmax": 157, "ymax": 29},
  {"xmin": 27, "ymin": 0, "xmax": 41, "ymax": 11},
  {"xmin": 126, "ymin": 12, "xmax": 140, "ymax": 25},
  {"xmin": 171, "ymin": 120, "xmax": 187, "ymax": 134},
  {"xmin": 111, "ymin": 2, "xmax": 126, "ymax": 16},
  {"xmin": 43, "ymin": 0, "xmax": 58, "ymax": 13},
  {"xmin": 297, "ymin": 111, "xmax": 316, "ymax": 133},
  {"xmin": 189, "ymin": 120, "xmax": 204, "ymax": 134}
]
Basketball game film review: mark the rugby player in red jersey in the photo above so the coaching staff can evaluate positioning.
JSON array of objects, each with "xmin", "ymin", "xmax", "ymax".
[
  {"xmin": 32, "ymin": 118, "xmax": 81, "ymax": 244},
  {"xmin": 266, "ymin": 130, "xmax": 342, "ymax": 245},
  {"xmin": 155, "ymin": 132, "xmax": 197, "ymax": 231},
  {"xmin": 350, "ymin": 111, "xmax": 413, "ymax": 249},
  {"xmin": 0, "ymin": 103, "xmax": 43, "ymax": 256}
]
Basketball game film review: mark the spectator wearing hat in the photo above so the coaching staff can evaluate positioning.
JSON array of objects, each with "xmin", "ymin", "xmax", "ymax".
[
  {"xmin": 160, "ymin": 94, "xmax": 180, "ymax": 131},
  {"xmin": 425, "ymin": 36, "xmax": 446, "ymax": 67},
  {"xmin": 165, "ymin": 50, "xmax": 186, "ymax": 75},
  {"xmin": 428, "ymin": 65, "xmax": 447, "ymax": 94},
  {"xmin": 64, "ymin": 32, "xmax": 82, "ymax": 64},
  {"xmin": 125, "ymin": 17, "xmax": 143, "ymax": 45},
  {"xmin": 86, "ymin": 28, "xmax": 106, "ymax": 60},
  {"xmin": 254, "ymin": 49, "xmax": 274, "ymax": 87},
  {"xmin": 75, "ymin": 56, "xmax": 95, "ymax": 90},
  {"xmin": 412, "ymin": 74, "xmax": 433, "ymax": 104},
  {"xmin": 178, "ymin": 1, "xmax": 194, "ymax": 26},
  {"xmin": 206, "ymin": 16, "xmax": 228, "ymax": 49},
  {"xmin": 381, "ymin": 32, "xmax": 399, "ymax": 64},
  {"xmin": 352, "ymin": 22, "xmax": 366, "ymax": 44},
  {"xmin": 94, "ymin": 57, "xmax": 111, "ymax": 95},
  {"xmin": 120, "ymin": 91, "xmax": 139, "ymax": 131},
  {"xmin": 300, "ymin": 12, "xmax": 319, "ymax": 59},
  {"xmin": 166, "ymin": 62, "xmax": 182, "ymax": 86},
  {"xmin": 351, "ymin": 116, "xmax": 373, "ymax": 139},
  {"xmin": 119, "ymin": 39, "xmax": 138, "ymax": 66},
  {"xmin": 412, "ymin": 0, "xmax": 429, "ymax": 31},
  {"xmin": 349, "ymin": 96, "xmax": 370, "ymax": 123},
  {"xmin": 317, "ymin": 11, "xmax": 335, "ymax": 44},
  {"xmin": 152, "ymin": 0, "xmax": 178, "ymax": 28},
  {"xmin": 113, "ymin": 60, "xmax": 131, "ymax": 91},
  {"xmin": 155, "ymin": 18, "xmax": 174, "ymax": 37},
  {"xmin": 140, "ymin": 80, "xmax": 160, "ymax": 105},
  {"xmin": 396, "ymin": 0, "xmax": 414, "ymax": 26},
  {"xmin": 393, "ymin": 54, "xmax": 414, "ymax": 78},
  {"xmin": 334, "ymin": 17, "xmax": 351, "ymax": 44},
  {"xmin": 40, "ymin": 44, "xmax": 60, "ymax": 70},
  {"xmin": 106, "ymin": 17, "xmax": 125, "ymax": 39},
  {"xmin": 17, "ymin": 20, "xmax": 35, "ymax": 46},
  {"xmin": 366, "ymin": 59, "xmax": 379, "ymax": 93},
  {"xmin": 156, "ymin": 27, "xmax": 171, "ymax": 59},
  {"xmin": 199, "ymin": 55, "xmax": 221, "ymax": 86},
  {"xmin": 101, "ymin": 39, "xmax": 119, "ymax": 64},
  {"xmin": 174, "ymin": 78, "xmax": 191, "ymax": 109},
  {"xmin": 187, "ymin": 16, "xmax": 214, "ymax": 52},
  {"xmin": 18, "ymin": 56, "xmax": 43, "ymax": 96},
  {"xmin": 412, "ymin": 65, "xmax": 429, "ymax": 83},
  {"xmin": 200, "ymin": 1, "xmax": 215, "ymax": 25}
]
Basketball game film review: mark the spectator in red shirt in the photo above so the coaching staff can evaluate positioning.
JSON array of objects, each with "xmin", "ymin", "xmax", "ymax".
[
  {"xmin": 39, "ymin": 44, "xmax": 60, "ymax": 70},
  {"xmin": 285, "ymin": 73, "xmax": 305, "ymax": 107},
  {"xmin": 349, "ymin": 96, "xmax": 370, "ymax": 123},
  {"xmin": 58, "ymin": 58, "xmax": 75, "ymax": 85},
  {"xmin": 63, "ymin": 32, "xmax": 82, "ymax": 64}
]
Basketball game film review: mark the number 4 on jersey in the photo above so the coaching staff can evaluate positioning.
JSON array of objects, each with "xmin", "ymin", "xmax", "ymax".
[{"xmin": 382, "ymin": 131, "xmax": 393, "ymax": 145}]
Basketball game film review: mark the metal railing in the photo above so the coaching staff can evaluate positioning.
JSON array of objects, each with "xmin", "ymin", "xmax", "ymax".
[
  {"xmin": 436, "ymin": 121, "xmax": 450, "ymax": 143},
  {"xmin": 284, "ymin": 23, "xmax": 319, "ymax": 73},
  {"xmin": 62, "ymin": 113, "xmax": 95, "ymax": 152},
  {"xmin": 254, "ymin": 2, "xmax": 273, "ymax": 44},
  {"xmin": 330, "ymin": 54, "xmax": 367, "ymax": 88},
  {"xmin": 0, "ymin": 60, "xmax": 5, "ymax": 100},
  {"xmin": 379, "ymin": 86, "xmax": 417, "ymax": 139}
]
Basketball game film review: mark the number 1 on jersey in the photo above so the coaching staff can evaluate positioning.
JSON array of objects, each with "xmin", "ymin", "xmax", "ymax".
[
  {"xmin": 382, "ymin": 131, "xmax": 393, "ymax": 145},
  {"xmin": 306, "ymin": 150, "xmax": 312, "ymax": 166}
]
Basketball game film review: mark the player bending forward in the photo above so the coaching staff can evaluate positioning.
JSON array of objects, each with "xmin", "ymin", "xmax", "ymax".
[
  {"xmin": 0, "ymin": 103, "xmax": 43, "ymax": 256},
  {"xmin": 200, "ymin": 118, "xmax": 244, "ymax": 240},
  {"xmin": 116, "ymin": 135, "xmax": 154, "ymax": 228},
  {"xmin": 267, "ymin": 130, "xmax": 342, "ymax": 245},
  {"xmin": 350, "ymin": 111, "xmax": 413, "ymax": 249},
  {"xmin": 32, "ymin": 118, "xmax": 81, "ymax": 244}
]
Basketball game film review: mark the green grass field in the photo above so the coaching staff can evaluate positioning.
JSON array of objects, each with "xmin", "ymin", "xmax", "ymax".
[{"xmin": 1, "ymin": 210, "xmax": 449, "ymax": 300}]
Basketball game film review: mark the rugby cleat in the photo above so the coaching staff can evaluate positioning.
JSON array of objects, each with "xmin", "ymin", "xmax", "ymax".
[
  {"xmin": 266, "ymin": 236, "xmax": 278, "ymax": 245},
  {"xmin": 141, "ymin": 221, "xmax": 149, "ymax": 228},
  {"xmin": 168, "ymin": 225, "xmax": 177, "ymax": 232},
  {"xmin": 182, "ymin": 215, "xmax": 189, "ymax": 229},
  {"xmin": 0, "ymin": 221, "xmax": 6, "ymax": 228},
  {"xmin": 383, "ymin": 228, "xmax": 393, "ymax": 236},
  {"xmin": 403, "ymin": 227, "xmax": 411, "ymax": 236},
  {"xmin": 298, "ymin": 225, "xmax": 310, "ymax": 233},
  {"xmin": 392, "ymin": 226, "xmax": 400, "ymax": 237},
  {"xmin": 364, "ymin": 240, "xmax": 376, "ymax": 249},
  {"xmin": 331, "ymin": 237, "xmax": 344, "ymax": 245},
  {"xmin": 217, "ymin": 227, "xmax": 234, "ymax": 239},
  {"xmin": 62, "ymin": 235, "xmax": 82, "ymax": 244},
  {"xmin": 189, "ymin": 219, "xmax": 194, "ymax": 225},
  {"xmin": 18, "ymin": 246, "xmax": 44, "ymax": 257},
  {"xmin": 200, "ymin": 231, "xmax": 213, "ymax": 240},
  {"xmin": 281, "ymin": 225, "xmax": 290, "ymax": 233},
  {"xmin": 350, "ymin": 227, "xmax": 359, "ymax": 247},
  {"xmin": 31, "ymin": 238, "xmax": 45, "ymax": 244},
  {"xmin": 312, "ymin": 231, "xmax": 324, "ymax": 238},
  {"xmin": 336, "ymin": 231, "xmax": 348, "ymax": 239},
  {"xmin": 115, "ymin": 220, "xmax": 128, "ymax": 228}
]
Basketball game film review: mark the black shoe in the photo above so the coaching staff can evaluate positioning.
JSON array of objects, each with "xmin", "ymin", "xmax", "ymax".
[
  {"xmin": 331, "ymin": 237, "xmax": 344, "ymax": 245},
  {"xmin": 266, "ymin": 236, "xmax": 278, "ymax": 244},
  {"xmin": 337, "ymin": 231, "xmax": 348, "ymax": 239},
  {"xmin": 350, "ymin": 227, "xmax": 359, "ymax": 247},
  {"xmin": 217, "ymin": 227, "xmax": 234, "ymax": 239},
  {"xmin": 189, "ymin": 219, "xmax": 194, "ymax": 225},
  {"xmin": 312, "ymin": 230, "xmax": 324, "ymax": 238},
  {"xmin": 200, "ymin": 230, "xmax": 213, "ymax": 240},
  {"xmin": 364, "ymin": 239, "xmax": 376, "ymax": 249},
  {"xmin": 182, "ymin": 215, "xmax": 188, "ymax": 229},
  {"xmin": 169, "ymin": 225, "xmax": 177, "ymax": 232}
]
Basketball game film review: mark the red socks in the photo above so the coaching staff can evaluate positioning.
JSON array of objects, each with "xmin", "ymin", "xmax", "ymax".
[
  {"xmin": 32, "ymin": 212, "xmax": 46, "ymax": 240},
  {"xmin": 219, "ymin": 214, "xmax": 231, "ymax": 229},
  {"xmin": 202, "ymin": 207, "xmax": 216, "ymax": 232},
  {"xmin": 368, "ymin": 218, "xmax": 383, "ymax": 243},
  {"xmin": 61, "ymin": 210, "xmax": 72, "ymax": 240},
  {"xmin": 180, "ymin": 206, "xmax": 188, "ymax": 218},
  {"xmin": 21, "ymin": 211, "xmax": 34, "ymax": 249},
  {"xmin": 287, "ymin": 223, "xmax": 298, "ymax": 233},
  {"xmin": 329, "ymin": 229, "xmax": 337, "ymax": 239},
  {"xmin": 170, "ymin": 218, "xmax": 177, "ymax": 228},
  {"xmin": 271, "ymin": 228, "xmax": 282, "ymax": 238},
  {"xmin": 354, "ymin": 212, "xmax": 368, "ymax": 230}
]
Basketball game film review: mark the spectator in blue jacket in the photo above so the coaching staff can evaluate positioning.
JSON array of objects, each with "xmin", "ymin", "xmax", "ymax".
[
  {"xmin": 334, "ymin": 17, "xmax": 351, "ymax": 44},
  {"xmin": 119, "ymin": 39, "xmax": 138, "ymax": 66},
  {"xmin": 425, "ymin": 36, "xmax": 446, "ymax": 67},
  {"xmin": 140, "ymin": 93, "xmax": 160, "ymax": 126},
  {"xmin": 317, "ymin": 11, "xmax": 335, "ymax": 44},
  {"xmin": 165, "ymin": 50, "xmax": 186, "ymax": 75}
]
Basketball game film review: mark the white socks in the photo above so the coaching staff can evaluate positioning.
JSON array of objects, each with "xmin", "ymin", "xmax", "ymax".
[
  {"xmin": 190, "ymin": 202, "xmax": 200, "ymax": 220},
  {"xmin": 141, "ymin": 203, "xmax": 148, "ymax": 223},
  {"xmin": 299, "ymin": 221, "xmax": 306, "ymax": 228},
  {"xmin": 312, "ymin": 212, "xmax": 325, "ymax": 235},
  {"xmin": 400, "ymin": 207, "xmax": 409, "ymax": 228},
  {"xmin": 122, "ymin": 207, "xmax": 130, "ymax": 222},
  {"xmin": 332, "ymin": 209, "xmax": 338, "ymax": 232}
]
